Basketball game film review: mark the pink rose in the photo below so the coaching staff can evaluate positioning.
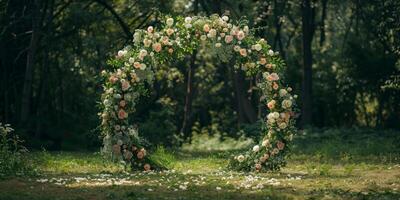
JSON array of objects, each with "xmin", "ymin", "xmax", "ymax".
[
  {"xmin": 118, "ymin": 109, "xmax": 128, "ymax": 119},
  {"xmin": 239, "ymin": 49, "xmax": 247, "ymax": 57},
  {"xmin": 277, "ymin": 141, "xmax": 285, "ymax": 150},
  {"xmin": 144, "ymin": 164, "xmax": 151, "ymax": 171},
  {"xmin": 267, "ymin": 100, "xmax": 276, "ymax": 109},
  {"xmin": 255, "ymin": 163, "xmax": 262, "ymax": 171},
  {"xmin": 203, "ymin": 24, "xmax": 210, "ymax": 32},
  {"xmin": 260, "ymin": 57, "xmax": 267, "ymax": 65},
  {"xmin": 109, "ymin": 75, "xmax": 118, "ymax": 84},
  {"xmin": 273, "ymin": 82, "xmax": 279, "ymax": 90},
  {"xmin": 137, "ymin": 151, "xmax": 144, "ymax": 159},
  {"xmin": 119, "ymin": 100, "xmax": 126, "ymax": 107},
  {"xmin": 237, "ymin": 30, "xmax": 245, "ymax": 40},
  {"xmin": 225, "ymin": 35, "xmax": 233, "ymax": 43},
  {"xmin": 166, "ymin": 28, "xmax": 174, "ymax": 36},
  {"xmin": 121, "ymin": 80, "xmax": 130, "ymax": 91},
  {"xmin": 152, "ymin": 43, "xmax": 162, "ymax": 52},
  {"xmin": 147, "ymin": 26, "xmax": 154, "ymax": 33},
  {"xmin": 134, "ymin": 62, "xmax": 141, "ymax": 69}
]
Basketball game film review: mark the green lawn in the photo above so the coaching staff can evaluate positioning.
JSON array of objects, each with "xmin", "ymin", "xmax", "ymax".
[{"xmin": 1, "ymin": 129, "xmax": 400, "ymax": 200}]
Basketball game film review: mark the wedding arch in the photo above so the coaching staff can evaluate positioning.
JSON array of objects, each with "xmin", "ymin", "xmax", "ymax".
[{"xmin": 99, "ymin": 15, "xmax": 298, "ymax": 172}]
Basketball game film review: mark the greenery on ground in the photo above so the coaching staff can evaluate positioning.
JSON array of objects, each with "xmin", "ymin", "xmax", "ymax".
[
  {"xmin": 0, "ymin": 123, "xmax": 35, "ymax": 178},
  {"xmin": 0, "ymin": 129, "xmax": 399, "ymax": 200}
]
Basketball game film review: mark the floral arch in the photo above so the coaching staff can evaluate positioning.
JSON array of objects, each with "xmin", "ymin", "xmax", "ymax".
[{"xmin": 99, "ymin": 15, "xmax": 298, "ymax": 172}]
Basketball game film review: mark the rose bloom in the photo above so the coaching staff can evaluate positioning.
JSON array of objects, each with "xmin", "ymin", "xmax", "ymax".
[
  {"xmin": 121, "ymin": 80, "xmax": 130, "ymax": 91},
  {"xmin": 143, "ymin": 39, "xmax": 151, "ymax": 47},
  {"xmin": 134, "ymin": 62, "xmax": 141, "ymax": 69},
  {"xmin": 255, "ymin": 163, "xmax": 262, "ymax": 171},
  {"xmin": 236, "ymin": 30, "xmax": 245, "ymax": 40},
  {"xmin": 118, "ymin": 109, "xmax": 128, "ymax": 119},
  {"xmin": 273, "ymin": 82, "xmax": 279, "ymax": 90},
  {"xmin": 168, "ymin": 48, "xmax": 174, "ymax": 54},
  {"xmin": 260, "ymin": 155, "xmax": 268, "ymax": 163},
  {"xmin": 253, "ymin": 145, "xmax": 260, "ymax": 152},
  {"xmin": 279, "ymin": 89, "xmax": 288, "ymax": 97},
  {"xmin": 109, "ymin": 75, "xmax": 118, "ymax": 84},
  {"xmin": 254, "ymin": 44, "xmax": 262, "ymax": 51},
  {"xmin": 140, "ymin": 148, "xmax": 147, "ymax": 156},
  {"xmin": 225, "ymin": 35, "xmax": 233, "ymax": 43},
  {"xmin": 262, "ymin": 139, "xmax": 270, "ymax": 147},
  {"xmin": 152, "ymin": 43, "xmax": 162, "ymax": 52},
  {"xmin": 203, "ymin": 24, "xmax": 210, "ymax": 32},
  {"xmin": 260, "ymin": 57, "xmax": 267, "ymax": 65},
  {"xmin": 144, "ymin": 164, "xmax": 151, "ymax": 171},
  {"xmin": 237, "ymin": 155, "xmax": 245, "ymax": 162},
  {"xmin": 131, "ymin": 73, "xmax": 140, "ymax": 82},
  {"xmin": 233, "ymin": 45, "xmax": 240, "ymax": 52},
  {"xmin": 239, "ymin": 48, "xmax": 247, "ymax": 57},
  {"xmin": 166, "ymin": 18, "xmax": 174, "ymax": 26},
  {"xmin": 119, "ymin": 100, "xmax": 126, "ymax": 107},
  {"xmin": 208, "ymin": 29, "xmax": 216, "ymax": 37},
  {"xmin": 282, "ymin": 99, "xmax": 293, "ymax": 109},
  {"xmin": 271, "ymin": 148, "xmax": 279, "ymax": 155},
  {"xmin": 166, "ymin": 28, "xmax": 174, "ymax": 36},
  {"xmin": 266, "ymin": 63, "xmax": 273, "ymax": 69},
  {"xmin": 137, "ymin": 151, "xmax": 144, "ymax": 159},
  {"xmin": 269, "ymin": 73, "xmax": 280, "ymax": 81},
  {"xmin": 267, "ymin": 100, "xmax": 276, "ymax": 109},
  {"xmin": 147, "ymin": 26, "xmax": 153, "ymax": 33},
  {"xmin": 277, "ymin": 141, "xmax": 285, "ymax": 150}
]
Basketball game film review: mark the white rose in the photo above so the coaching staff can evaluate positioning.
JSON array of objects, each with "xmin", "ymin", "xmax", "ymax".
[
  {"xmin": 139, "ymin": 49, "xmax": 148, "ymax": 58},
  {"xmin": 253, "ymin": 145, "xmax": 260, "ymax": 152},
  {"xmin": 140, "ymin": 63, "xmax": 147, "ymax": 70},
  {"xmin": 254, "ymin": 44, "xmax": 262, "ymax": 51},
  {"xmin": 184, "ymin": 17, "xmax": 192, "ymax": 23},
  {"xmin": 215, "ymin": 43, "xmax": 222, "ymax": 48},
  {"xmin": 279, "ymin": 89, "xmax": 288, "ymax": 97},
  {"xmin": 166, "ymin": 18, "xmax": 174, "ymax": 26},
  {"xmin": 282, "ymin": 99, "xmax": 293, "ymax": 109},
  {"xmin": 273, "ymin": 112, "xmax": 280, "ymax": 119},
  {"xmin": 268, "ymin": 49, "xmax": 274, "ymax": 56},
  {"xmin": 279, "ymin": 122, "xmax": 287, "ymax": 129},
  {"xmin": 222, "ymin": 16, "xmax": 229, "ymax": 21},
  {"xmin": 118, "ymin": 50, "xmax": 127, "ymax": 57},
  {"xmin": 237, "ymin": 155, "xmax": 245, "ymax": 162},
  {"xmin": 262, "ymin": 139, "xmax": 270, "ymax": 147},
  {"xmin": 129, "ymin": 57, "xmax": 135, "ymax": 64}
]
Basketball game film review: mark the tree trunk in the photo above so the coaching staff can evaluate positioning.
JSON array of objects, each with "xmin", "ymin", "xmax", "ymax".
[
  {"xmin": 180, "ymin": 51, "xmax": 197, "ymax": 136},
  {"xmin": 233, "ymin": 71, "xmax": 257, "ymax": 124},
  {"xmin": 301, "ymin": 0, "xmax": 314, "ymax": 127},
  {"xmin": 21, "ymin": 0, "xmax": 41, "ymax": 124}
]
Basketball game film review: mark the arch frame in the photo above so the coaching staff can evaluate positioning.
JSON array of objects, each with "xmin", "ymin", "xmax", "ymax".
[{"xmin": 99, "ymin": 14, "xmax": 298, "ymax": 172}]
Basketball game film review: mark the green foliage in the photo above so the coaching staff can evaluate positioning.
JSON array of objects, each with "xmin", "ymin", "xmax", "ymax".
[
  {"xmin": 148, "ymin": 146, "xmax": 176, "ymax": 169},
  {"xmin": 182, "ymin": 122, "xmax": 253, "ymax": 152},
  {"xmin": 0, "ymin": 123, "xmax": 34, "ymax": 178}
]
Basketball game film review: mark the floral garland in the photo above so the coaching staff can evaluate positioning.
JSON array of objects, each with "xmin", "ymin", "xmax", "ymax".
[{"xmin": 99, "ymin": 14, "xmax": 298, "ymax": 172}]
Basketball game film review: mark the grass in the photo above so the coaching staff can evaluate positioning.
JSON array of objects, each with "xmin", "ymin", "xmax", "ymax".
[{"xmin": 0, "ymin": 128, "xmax": 399, "ymax": 200}]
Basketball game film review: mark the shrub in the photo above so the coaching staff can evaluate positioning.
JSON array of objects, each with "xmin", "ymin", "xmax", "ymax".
[{"xmin": 0, "ymin": 123, "xmax": 34, "ymax": 178}]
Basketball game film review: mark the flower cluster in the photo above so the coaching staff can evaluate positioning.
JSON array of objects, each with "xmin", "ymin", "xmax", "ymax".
[{"xmin": 100, "ymin": 15, "xmax": 297, "ymax": 172}]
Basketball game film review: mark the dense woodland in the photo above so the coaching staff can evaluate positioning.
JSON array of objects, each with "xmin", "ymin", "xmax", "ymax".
[{"xmin": 0, "ymin": 0, "xmax": 399, "ymax": 150}]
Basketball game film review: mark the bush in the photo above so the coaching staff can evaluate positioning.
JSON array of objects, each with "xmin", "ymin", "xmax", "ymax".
[{"xmin": 0, "ymin": 123, "xmax": 34, "ymax": 178}]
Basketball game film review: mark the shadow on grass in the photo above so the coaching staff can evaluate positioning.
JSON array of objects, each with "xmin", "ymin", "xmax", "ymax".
[{"xmin": 1, "ymin": 177, "xmax": 399, "ymax": 200}]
